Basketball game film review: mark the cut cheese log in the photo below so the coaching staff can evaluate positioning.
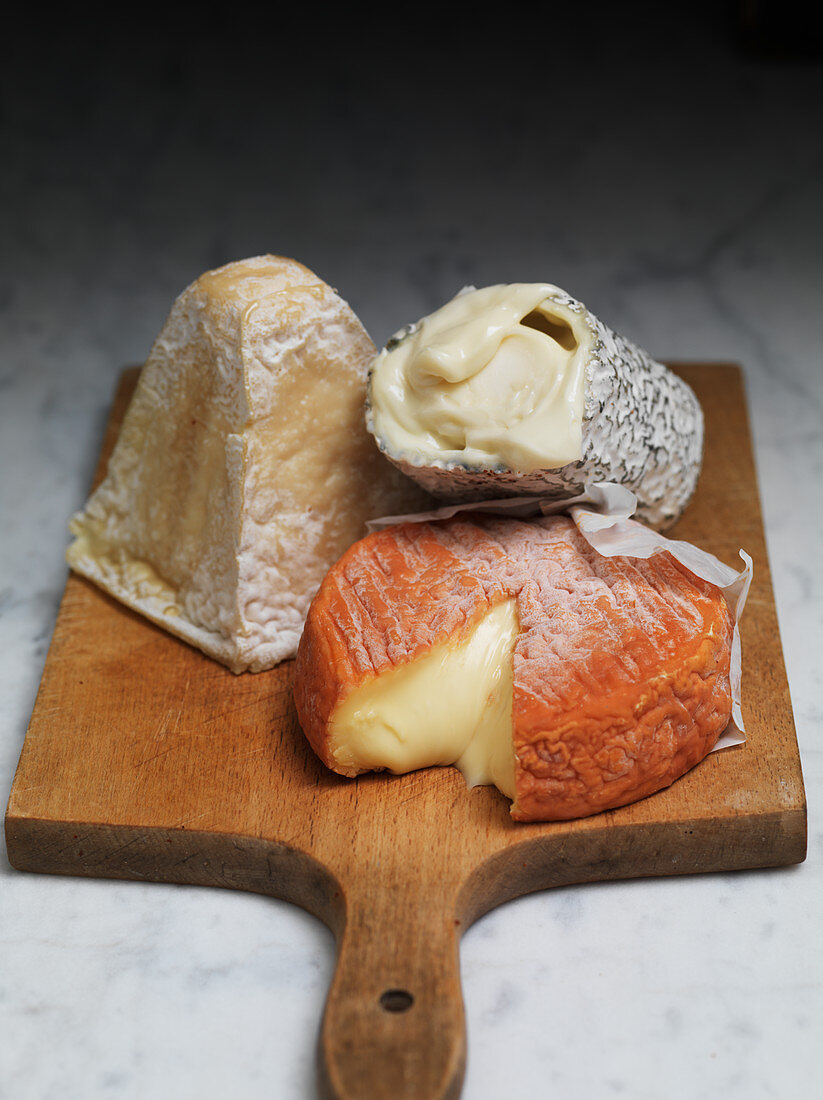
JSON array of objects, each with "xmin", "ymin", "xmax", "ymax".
[
  {"xmin": 66, "ymin": 255, "xmax": 431, "ymax": 672},
  {"xmin": 366, "ymin": 284, "xmax": 703, "ymax": 530},
  {"xmin": 293, "ymin": 514, "xmax": 734, "ymax": 821}
]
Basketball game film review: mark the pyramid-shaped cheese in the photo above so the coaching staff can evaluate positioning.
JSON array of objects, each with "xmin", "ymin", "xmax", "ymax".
[{"xmin": 67, "ymin": 255, "xmax": 430, "ymax": 672}]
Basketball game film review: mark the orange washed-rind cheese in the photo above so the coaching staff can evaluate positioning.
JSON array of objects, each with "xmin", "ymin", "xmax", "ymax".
[{"xmin": 293, "ymin": 514, "xmax": 733, "ymax": 821}]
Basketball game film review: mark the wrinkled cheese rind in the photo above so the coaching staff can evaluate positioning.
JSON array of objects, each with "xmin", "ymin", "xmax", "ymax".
[
  {"xmin": 293, "ymin": 514, "xmax": 734, "ymax": 821},
  {"xmin": 366, "ymin": 285, "xmax": 703, "ymax": 531},
  {"xmin": 67, "ymin": 256, "xmax": 431, "ymax": 672}
]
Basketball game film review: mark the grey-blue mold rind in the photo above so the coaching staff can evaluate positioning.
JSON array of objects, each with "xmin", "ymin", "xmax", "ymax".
[{"xmin": 366, "ymin": 291, "xmax": 703, "ymax": 532}]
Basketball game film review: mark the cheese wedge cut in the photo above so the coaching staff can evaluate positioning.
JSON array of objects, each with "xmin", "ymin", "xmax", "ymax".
[
  {"xmin": 329, "ymin": 597, "xmax": 520, "ymax": 798},
  {"xmin": 66, "ymin": 255, "xmax": 431, "ymax": 672},
  {"xmin": 366, "ymin": 284, "xmax": 704, "ymax": 530},
  {"xmin": 294, "ymin": 514, "xmax": 734, "ymax": 821}
]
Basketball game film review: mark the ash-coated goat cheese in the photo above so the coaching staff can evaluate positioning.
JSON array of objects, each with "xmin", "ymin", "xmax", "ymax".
[{"xmin": 366, "ymin": 284, "xmax": 703, "ymax": 530}]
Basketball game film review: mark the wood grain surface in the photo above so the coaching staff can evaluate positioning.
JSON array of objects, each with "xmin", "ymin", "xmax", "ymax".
[{"xmin": 5, "ymin": 363, "xmax": 806, "ymax": 1100}]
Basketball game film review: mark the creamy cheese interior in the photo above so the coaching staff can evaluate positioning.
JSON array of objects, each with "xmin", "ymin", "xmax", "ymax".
[
  {"xmin": 369, "ymin": 284, "xmax": 591, "ymax": 472},
  {"xmin": 329, "ymin": 599, "xmax": 519, "ymax": 798}
]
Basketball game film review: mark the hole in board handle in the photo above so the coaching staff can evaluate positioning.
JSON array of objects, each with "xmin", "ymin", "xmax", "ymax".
[{"xmin": 380, "ymin": 989, "xmax": 414, "ymax": 1013}]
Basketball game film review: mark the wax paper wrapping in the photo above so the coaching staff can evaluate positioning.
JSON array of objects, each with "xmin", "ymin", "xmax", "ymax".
[{"xmin": 367, "ymin": 481, "xmax": 752, "ymax": 750}]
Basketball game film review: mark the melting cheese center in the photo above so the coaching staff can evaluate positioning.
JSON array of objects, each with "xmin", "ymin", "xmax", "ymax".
[
  {"xmin": 329, "ymin": 599, "xmax": 519, "ymax": 798},
  {"xmin": 369, "ymin": 284, "xmax": 591, "ymax": 473}
]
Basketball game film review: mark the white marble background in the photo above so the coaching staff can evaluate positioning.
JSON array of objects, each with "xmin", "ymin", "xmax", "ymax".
[{"xmin": 2, "ymin": 5, "xmax": 821, "ymax": 1098}]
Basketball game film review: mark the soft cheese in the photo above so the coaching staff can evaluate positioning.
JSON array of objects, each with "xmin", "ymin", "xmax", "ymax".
[
  {"xmin": 369, "ymin": 285, "xmax": 591, "ymax": 473},
  {"xmin": 367, "ymin": 284, "xmax": 704, "ymax": 530},
  {"xmin": 329, "ymin": 598, "xmax": 518, "ymax": 797},
  {"xmin": 67, "ymin": 255, "xmax": 431, "ymax": 672},
  {"xmin": 294, "ymin": 514, "xmax": 735, "ymax": 821}
]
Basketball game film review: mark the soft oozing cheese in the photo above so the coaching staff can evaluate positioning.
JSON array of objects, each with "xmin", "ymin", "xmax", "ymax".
[
  {"xmin": 369, "ymin": 284, "xmax": 591, "ymax": 473},
  {"xmin": 329, "ymin": 599, "xmax": 519, "ymax": 797}
]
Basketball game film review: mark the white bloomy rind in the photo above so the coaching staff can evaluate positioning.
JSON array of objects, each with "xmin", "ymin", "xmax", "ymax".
[
  {"xmin": 66, "ymin": 255, "xmax": 430, "ymax": 672},
  {"xmin": 366, "ymin": 285, "xmax": 704, "ymax": 531}
]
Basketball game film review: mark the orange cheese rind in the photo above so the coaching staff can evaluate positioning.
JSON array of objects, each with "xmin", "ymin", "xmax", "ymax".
[
  {"xmin": 293, "ymin": 514, "xmax": 736, "ymax": 822},
  {"xmin": 294, "ymin": 523, "xmax": 503, "ymax": 776}
]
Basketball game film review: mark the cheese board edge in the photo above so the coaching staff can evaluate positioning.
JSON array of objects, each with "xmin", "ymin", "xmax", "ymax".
[{"xmin": 4, "ymin": 802, "xmax": 807, "ymax": 933}]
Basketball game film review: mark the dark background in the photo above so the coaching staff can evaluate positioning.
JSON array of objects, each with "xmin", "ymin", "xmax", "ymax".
[{"xmin": 4, "ymin": 1, "xmax": 822, "ymax": 352}]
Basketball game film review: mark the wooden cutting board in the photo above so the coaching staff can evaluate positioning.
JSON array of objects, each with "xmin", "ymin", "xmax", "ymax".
[{"xmin": 5, "ymin": 363, "xmax": 806, "ymax": 1100}]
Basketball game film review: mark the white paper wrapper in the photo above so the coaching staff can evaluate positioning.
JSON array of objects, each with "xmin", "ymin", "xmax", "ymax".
[{"xmin": 367, "ymin": 481, "xmax": 752, "ymax": 750}]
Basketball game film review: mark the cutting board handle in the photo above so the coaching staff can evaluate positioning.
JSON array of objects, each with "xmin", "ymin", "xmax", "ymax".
[{"xmin": 317, "ymin": 880, "xmax": 466, "ymax": 1099}]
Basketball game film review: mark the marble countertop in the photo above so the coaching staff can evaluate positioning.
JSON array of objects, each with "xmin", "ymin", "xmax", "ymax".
[{"xmin": 2, "ymin": 10, "xmax": 821, "ymax": 1099}]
